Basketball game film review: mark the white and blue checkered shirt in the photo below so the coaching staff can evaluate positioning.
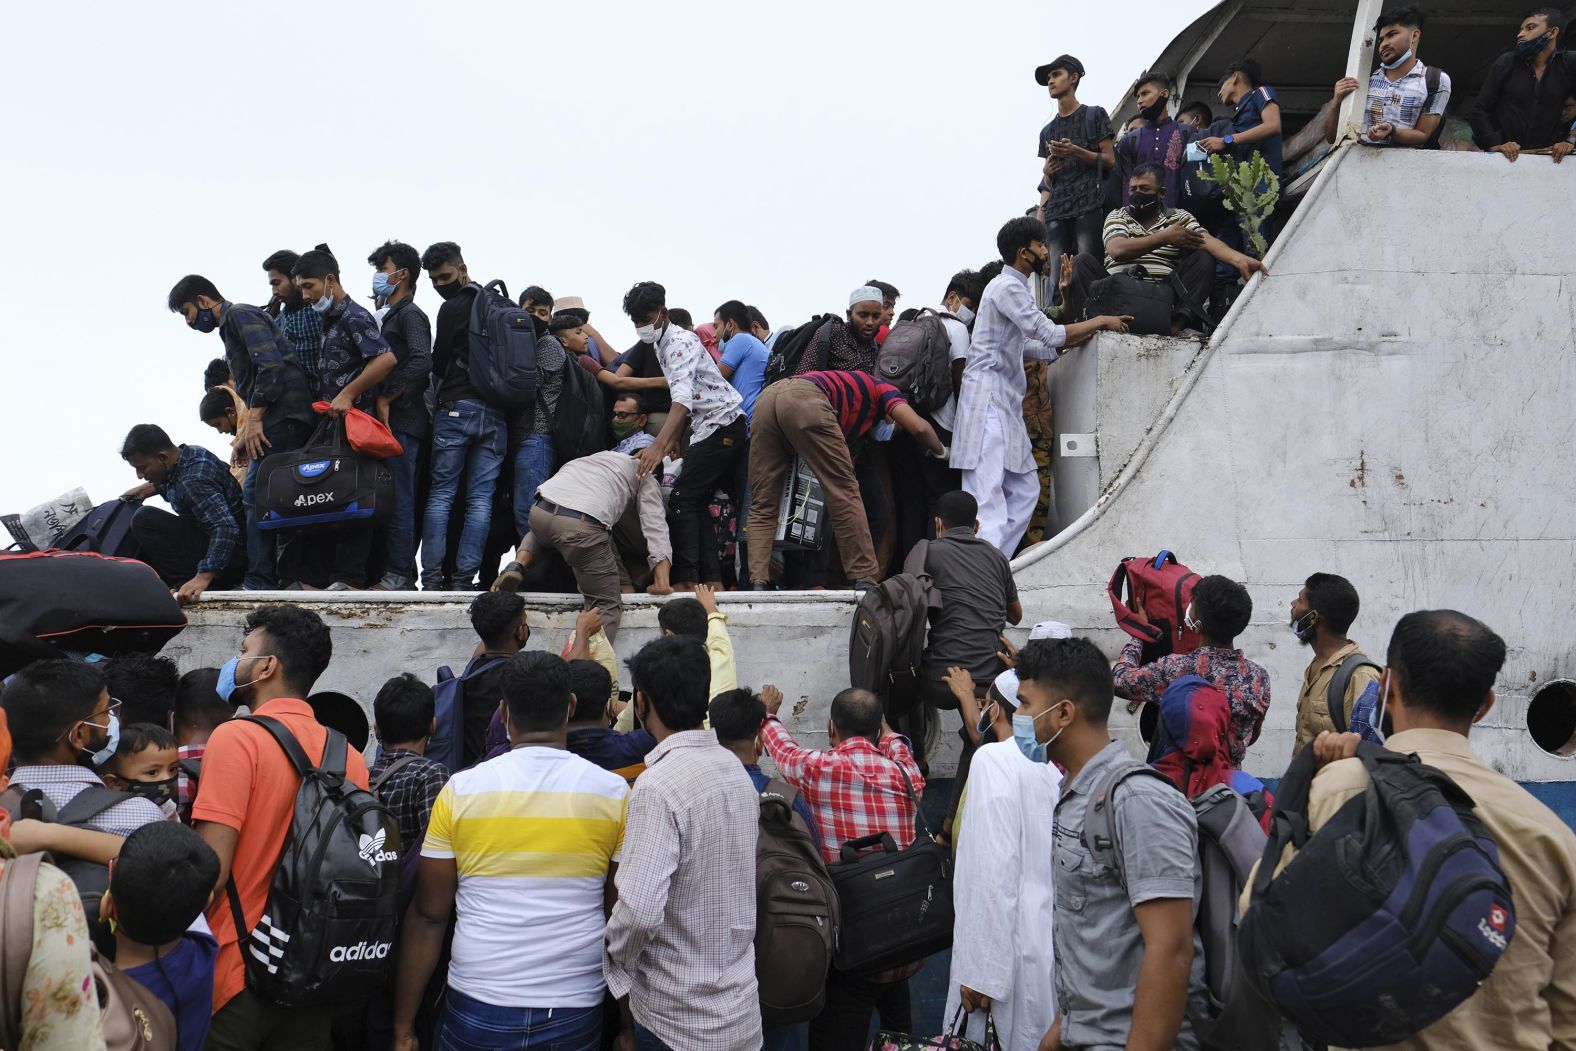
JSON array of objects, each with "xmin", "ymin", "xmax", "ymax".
[{"xmin": 1362, "ymin": 61, "xmax": 1452, "ymax": 144}]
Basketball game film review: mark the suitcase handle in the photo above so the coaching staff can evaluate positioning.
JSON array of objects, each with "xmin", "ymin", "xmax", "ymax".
[{"xmin": 838, "ymin": 831, "xmax": 898, "ymax": 864}]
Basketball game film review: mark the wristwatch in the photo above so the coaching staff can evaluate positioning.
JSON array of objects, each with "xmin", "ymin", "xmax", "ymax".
[{"xmin": 1224, "ymin": 134, "xmax": 1236, "ymax": 146}]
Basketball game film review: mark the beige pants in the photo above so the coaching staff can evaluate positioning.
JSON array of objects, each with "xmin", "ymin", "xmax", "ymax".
[{"xmin": 527, "ymin": 503, "xmax": 624, "ymax": 641}]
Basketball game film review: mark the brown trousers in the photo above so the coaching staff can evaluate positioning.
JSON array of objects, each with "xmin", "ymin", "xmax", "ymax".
[
  {"xmin": 747, "ymin": 380, "xmax": 879, "ymax": 584},
  {"xmin": 527, "ymin": 503, "xmax": 624, "ymax": 640}
]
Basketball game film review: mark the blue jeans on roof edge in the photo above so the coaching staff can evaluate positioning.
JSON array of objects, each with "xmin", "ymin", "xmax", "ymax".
[
  {"xmin": 511, "ymin": 432, "xmax": 556, "ymax": 540},
  {"xmin": 381, "ymin": 430, "xmax": 423, "ymax": 587},
  {"xmin": 434, "ymin": 988, "xmax": 599, "ymax": 1051},
  {"xmin": 421, "ymin": 400, "xmax": 506, "ymax": 587}
]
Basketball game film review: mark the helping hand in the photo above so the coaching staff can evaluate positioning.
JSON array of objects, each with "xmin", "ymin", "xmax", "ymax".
[
  {"xmin": 761, "ymin": 684, "xmax": 784, "ymax": 716},
  {"xmin": 635, "ymin": 442, "xmax": 665, "ymax": 479}
]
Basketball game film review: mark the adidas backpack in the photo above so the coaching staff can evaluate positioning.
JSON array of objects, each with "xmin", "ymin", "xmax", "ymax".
[
  {"xmin": 225, "ymin": 716, "xmax": 401, "ymax": 1007},
  {"xmin": 875, "ymin": 310, "xmax": 954, "ymax": 413},
  {"xmin": 755, "ymin": 779, "xmax": 838, "ymax": 1025},
  {"xmin": 1234, "ymin": 740, "xmax": 1516, "ymax": 1047},
  {"xmin": 466, "ymin": 279, "xmax": 541, "ymax": 409}
]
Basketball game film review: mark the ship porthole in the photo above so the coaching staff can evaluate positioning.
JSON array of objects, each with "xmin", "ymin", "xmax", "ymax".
[{"xmin": 1527, "ymin": 680, "xmax": 1576, "ymax": 758}]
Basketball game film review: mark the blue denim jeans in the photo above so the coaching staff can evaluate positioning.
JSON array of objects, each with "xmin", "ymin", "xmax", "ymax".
[
  {"xmin": 511, "ymin": 432, "xmax": 556, "ymax": 540},
  {"xmin": 435, "ymin": 989, "xmax": 600, "ymax": 1051},
  {"xmin": 632, "ymin": 1022, "xmax": 678, "ymax": 1051},
  {"xmin": 383, "ymin": 430, "xmax": 423, "ymax": 587},
  {"xmin": 421, "ymin": 400, "xmax": 506, "ymax": 588}
]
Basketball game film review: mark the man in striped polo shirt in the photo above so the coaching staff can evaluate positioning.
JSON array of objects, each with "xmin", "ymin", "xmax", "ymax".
[
  {"xmin": 746, "ymin": 369, "xmax": 946, "ymax": 591},
  {"xmin": 1063, "ymin": 163, "xmax": 1267, "ymax": 330}
]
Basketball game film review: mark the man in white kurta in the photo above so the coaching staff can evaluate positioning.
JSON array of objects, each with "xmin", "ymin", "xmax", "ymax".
[{"xmin": 943, "ymin": 738, "xmax": 1062, "ymax": 1050}]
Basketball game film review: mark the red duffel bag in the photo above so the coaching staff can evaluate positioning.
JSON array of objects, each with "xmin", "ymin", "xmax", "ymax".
[
  {"xmin": 312, "ymin": 402, "xmax": 403, "ymax": 460},
  {"xmin": 1108, "ymin": 549, "xmax": 1202, "ymax": 664},
  {"xmin": 0, "ymin": 551, "xmax": 188, "ymax": 676}
]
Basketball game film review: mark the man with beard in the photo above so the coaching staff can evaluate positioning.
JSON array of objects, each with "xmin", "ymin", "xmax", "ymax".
[
  {"xmin": 1470, "ymin": 7, "xmax": 1576, "ymax": 162},
  {"xmin": 795, "ymin": 286, "xmax": 887, "ymax": 376},
  {"xmin": 1289, "ymin": 572, "xmax": 1383, "ymax": 755},
  {"xmin": 263, "ymin": 249, "xmax": 325, "ymax": 395},
  {"xmin": 1115, "ymin": 71, "xmax": 1199, "ymax": 208},
  {"xmin": 193, "ymin": 603, "xmax": 368, "ymax": 1049}
]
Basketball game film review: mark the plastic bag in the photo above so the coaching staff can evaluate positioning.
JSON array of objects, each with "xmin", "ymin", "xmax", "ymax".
[{"xmin": 311, "ymin": 402, "xmax": 403, "ymax": 460}]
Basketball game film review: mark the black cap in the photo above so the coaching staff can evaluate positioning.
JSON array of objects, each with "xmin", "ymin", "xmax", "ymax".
[{"xmin": 1035, "ymin": 55, "xmax": 1085, "ymax": 85}]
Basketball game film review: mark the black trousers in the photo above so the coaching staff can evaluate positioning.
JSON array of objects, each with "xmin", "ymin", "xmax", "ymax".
[
  {"xmin": 128, "ymin": 505, "xmax": 245, "ymax": 589},
  {"xmin": 280, "ymin": 524, "xmax": 376, "ymax": 588},
  {"xmin": 668, "ymin": 415, "xmax": 745, "ymax": 583},
  {"xmin": 1064, "ymin": 248, "xmax": 1215, "ymax": 328},
  {"xmin": 809, "ymin": 970, "xmax": 911, "ymax": 1051},
  {"xmin": 885, "ymin": 425, "xmax": 960, "ymax": 578}
]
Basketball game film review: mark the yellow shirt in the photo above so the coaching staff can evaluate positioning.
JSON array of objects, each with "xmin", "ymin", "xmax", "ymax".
[
  {"xmin": 1293, "ymin": 641, "xmax": 1382, "ymax": 753},
  {"xmin": 1247, "ymin": 727, "xmax": 1576, "ymax": 1051},
  {"xmin": 611, "ymin": 613, "xmax": 735, "ymax": 733}
]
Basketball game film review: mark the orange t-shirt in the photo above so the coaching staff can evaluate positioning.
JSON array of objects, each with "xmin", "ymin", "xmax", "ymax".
[{"xmin": 191, "ymin": 697, "xmax": 369, "ymax": 1013}]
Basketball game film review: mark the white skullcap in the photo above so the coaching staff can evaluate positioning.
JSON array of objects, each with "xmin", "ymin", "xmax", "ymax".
[
  {"xmin": 849, "ymin": 286, "xmax": 885, "ymax": 308},
  {"xmin": 992, "ymin": 669, "xmax": 1022, "ymax": 711},
  {"xmin": 1030, "ymin": 620, "xmax": 1073, "ymax": 640},
  {"xmin": 552, "ymin": 295, "xmax": 586, "ymax": 312}
]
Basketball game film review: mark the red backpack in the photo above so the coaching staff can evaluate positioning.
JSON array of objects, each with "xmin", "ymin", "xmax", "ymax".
[{"xmin": 1108, "ymin": 550, "xmax": 1201, "ymax": 664}]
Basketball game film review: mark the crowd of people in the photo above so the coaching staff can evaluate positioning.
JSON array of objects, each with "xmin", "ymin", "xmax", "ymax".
[{"xmin": 7, "ymin": 6, "xmax": 1576, "ymax": 1051}]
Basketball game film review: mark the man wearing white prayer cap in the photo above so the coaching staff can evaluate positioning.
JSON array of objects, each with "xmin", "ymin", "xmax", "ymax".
[{"xmin": 1031, "ymin": 620, "xmax": 1073, "ymax": 639}]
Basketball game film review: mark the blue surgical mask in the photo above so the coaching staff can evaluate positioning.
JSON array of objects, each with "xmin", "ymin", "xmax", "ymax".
[
  {"xmin": 976, "ymin": 700, "xmax": 997, "ymax": 739},
  {"xmin": 1011, "ymin": 703, "xmax": 1065, "ymax": 763},
  {"xmin": 955, "ymin": 304, "xmax": 976, "ymax": 326},
  {"xmin": 870, "ymin": 420, "xmax": 896, "ymax": 442},
  {"xmin": 81, "ymin": 712, "xmax": 121, "ymax": 768},
  {"xmin": 189, "ymin": 307, "xmax": 218, "ymax": 334},
  {"xmin": 310, "ymin": 293, "xmax": 335, "ymax": 315},
  {"xmin": 371, "ymin": 272, "xmax": 397, "ymax": 298},
  {"xmin": 1380, "ymin": 45, "xmax": 1415, "ymax": 70},
  {"xmin": 217, "ymin": 655, "xmax": 267, "ymax": 703}
]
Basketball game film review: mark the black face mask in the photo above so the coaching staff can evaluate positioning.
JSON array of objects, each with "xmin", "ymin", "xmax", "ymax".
[
  {"xmin": 1129, "ymin": 190, "xmax": 1162, "ymax": 218},
  {"xmin": 124, "ymin": 776, "xmax": 177, "ymax": 808},
  {"xmin": 434, "ymin": 279, "xmax": 466, "ymax": 301},
  {"xmin": 1139, "ymin": 95, "xmax": 1170, "ymax": 123}
]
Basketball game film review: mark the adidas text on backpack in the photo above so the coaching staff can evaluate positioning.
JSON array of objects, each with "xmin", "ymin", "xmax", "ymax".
[
  {"xmin": 755, "ymin": 779, "xmax": 839, "ymax": 1025},
  {"xmin": 467, "ymin": 279, "xmax": 541, "ymax": 408},
  {"xmin": 225, "ymin": 716, "xmax": 402, "ymax": 1007}
]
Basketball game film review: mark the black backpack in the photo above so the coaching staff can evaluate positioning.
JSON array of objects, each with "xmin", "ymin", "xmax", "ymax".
[
  {"xmin": 0, "ymin": 783, "xmax": 134, "ymax": 931},
  {"xmin": 875, "ymin": 311, "xmax": 953, "ymax": 413},
  {"xmin": 1326, "ymin": 652, "xmax": 1383, "ymax": 733},
  {"xmin": 551, "ymin": 355, "xmax": 609, "ymax": 467},
  {"xmin": 1234, "ymin": 741, "xmax": 1515, "ymax": 1047},
  {"xmin": 224, "ymin": 716, "xmax": 402, "ymax": 1007},
  {"xmin": 1420, "ymin": 65, "xmax": 1447, "ymax": 150},
  {"xmin": 763, "ymin": 316, "xmax": 837, "ymax": 385},
  {"xmin": 848, "ymin": 541, "xmax": 939, "ymax": 720},
  {"xmin": 466, "ymin": 280, "xmax": 540, "ymax": 409},
  {"xmin": 754, "ymin": 779, "xmax": 838, "ymax": 1025},
  {"xmin": 55, "ymin": 498, "xmax": 143, "ymax": 560}
]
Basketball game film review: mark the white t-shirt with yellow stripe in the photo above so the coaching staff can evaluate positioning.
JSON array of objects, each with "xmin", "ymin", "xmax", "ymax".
[{"xmin": 423, "ymin": 745, "xmax": 629, "ymax": 1008}]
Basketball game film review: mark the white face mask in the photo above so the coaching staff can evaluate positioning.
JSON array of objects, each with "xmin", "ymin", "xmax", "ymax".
[
  {"xmin": 634, "ymin": 322, "xmax": 662, "ymax": 345},
  {"xmin": 956, "ymin": 304, "xmax": 976, "ymax": 325}
]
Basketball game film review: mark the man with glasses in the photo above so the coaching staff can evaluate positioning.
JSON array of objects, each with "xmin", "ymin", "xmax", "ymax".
[{"xmin": 0, "ymin": 660, "xmax": 166, "ymax": 835}]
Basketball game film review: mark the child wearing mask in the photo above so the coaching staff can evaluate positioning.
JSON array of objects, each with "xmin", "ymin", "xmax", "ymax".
[
  {"xmin": 103, "ymin": 821, "xmax": 221, "ymax": 1051},
  {"xmin": 100, "ymin": 723, "xmax": 182, "ymax": 820}
]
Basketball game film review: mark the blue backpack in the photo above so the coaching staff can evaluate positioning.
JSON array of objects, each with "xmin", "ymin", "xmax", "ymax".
[
  {"xmin": 427, "ymin": 655, "xmax": 508, "ymax": 774},
  {"xmin": 1233, "ymin": 740, "xmax": 1515, "ymax": 1047},
  {"xmin": 466, "ymin": 280, "xmax": 540, "ymax": 409}
]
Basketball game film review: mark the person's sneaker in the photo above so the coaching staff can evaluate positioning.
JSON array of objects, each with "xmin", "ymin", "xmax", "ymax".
[
  {"xmin": 324, "ymin": 581, "xmax": 356, "ymax": 592},
  {"xmin": 749, "ymin": 581, "xmax": 778, "ymax": 592},
  {"xmin": 851, "ymin": 579, "xmax": 877, "ymax": 593},
  {"xmin": 375, "ymin": 573, "xmax": 414, "ymax": 591}
]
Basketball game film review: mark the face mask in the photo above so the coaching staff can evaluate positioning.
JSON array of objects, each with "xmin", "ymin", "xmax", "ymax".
[
  {"xmin": 1380, "ymin": 42, "xmax": 1415, "ymax": 70},
  {"xmin": 870, "ymin": 420, "xmax": 896, "ymax": 442},
  {"xmin": 611, "ymin": 419, "xmax": 640, "ymax": 439},
  {"xmin": 1139, "ymin": 95, "xmax": 1170, "ymax": 123},
  {"xmin": 975, "ymin": 701, "xmax": 997, "ymax": 739},
  {"xmin": 1517, "ymin": 32, "xmax": 1551, "ymax": 60},
  {"xmin": 955, "ymin": 304, "xmax": 976, "ymax": 326},
  {"xmin": 1011, "ymin": 703, "xmax": 1064, "ymax": 763},
  {"xmin": 372, "ymin": 271, "xmax": 399, "ymax": 298},
  {"xmin": 634, "ymin": 323, "xmax": 661, "ymax": 344},
  {"xmin": 189, "ymin": 307, "xmax": 218, "ymax": 334},
  {"xmin": 434, "ymin": 279, "xmax": 466, "ymax": 301},
  {"xmin": 1183, "ymin": 601, "xmax": 1200, "ymax": 635},
  {"xmin": 217, "ymin": 655, "xmax": 267, "ymax": 703},
  {"xmin": 1130, "ymin": 191, "xmax": 1162, "ymax": 218},
  {"xmin": 1291, "ymin": 610, "xmax": 1318, "ymax": 645},
  {"xmin": 310, "ymin": 289, "xmax": 335, "ymax": 315},
  {"xmin": 124, "ymin": 776, "xmax": 177, "ymax": 808},
  {"xmin": 79, "ymin": 712, "xmax": 120, "ymax": 768}
]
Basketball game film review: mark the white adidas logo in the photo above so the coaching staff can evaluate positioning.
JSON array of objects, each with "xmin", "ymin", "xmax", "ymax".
[{"xmin": 357, "ymin": 829, "xmax": 398, "ymax": 867}]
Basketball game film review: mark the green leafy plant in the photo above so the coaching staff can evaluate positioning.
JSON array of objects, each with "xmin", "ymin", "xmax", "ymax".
[{"xmin": 1199, "ymin": 151, "xmax": 1281, "ymax": 258}]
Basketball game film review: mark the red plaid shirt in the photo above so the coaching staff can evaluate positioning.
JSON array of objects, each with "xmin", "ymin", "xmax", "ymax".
[{"xmin": 760, "ymin": 717, "xmax": 925, "ymax": 865}]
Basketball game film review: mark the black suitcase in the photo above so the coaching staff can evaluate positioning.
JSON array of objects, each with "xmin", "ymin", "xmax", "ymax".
[
  {"xmin": 0, "ymin": 551, "xmax": 187, "ymax": 676},
  {"xmin": 825, "ymin": 770, "xmax": 954, "ymax": 976},
  {"xmin": 56, "ymin": 498, "xmax": 142, "ymax": 559},
  {"xmin": 256, "ymin": 418, "xmax": 393, "ymax": 532}
]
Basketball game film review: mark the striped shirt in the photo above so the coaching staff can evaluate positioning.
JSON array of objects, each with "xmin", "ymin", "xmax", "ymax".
[
  {"xmin": 423, "ymin": 746, "xmax": 627, "ymax": 1008},
  {"xmin": 802, "ymin": 370, "xmax": 907, "ymax": 441},
  {"xmin": 1362, "ymin": 61, "xmax": 1451, "ymax": 145},
  {"xmin": 1102, "ymin": 206, "xmax": 1208, "ymax": 278}
]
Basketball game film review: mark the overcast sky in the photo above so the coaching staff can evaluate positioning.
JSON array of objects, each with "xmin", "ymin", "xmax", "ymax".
[{"xmin": 0, "ymin": 0, "xmax": 1211, "ymax": 521}]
